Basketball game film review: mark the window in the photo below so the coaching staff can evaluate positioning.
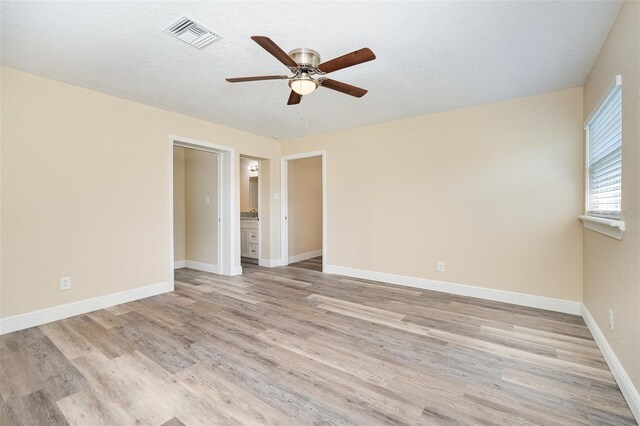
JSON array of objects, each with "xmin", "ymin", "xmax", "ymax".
[{"xmin": 585, "ymin": 76, "xmax": 622, "ymax": 218}]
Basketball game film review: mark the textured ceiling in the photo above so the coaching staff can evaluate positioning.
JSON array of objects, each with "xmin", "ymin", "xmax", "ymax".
[{"xmin": 1, "ymin": 1, "xmax": 622, "ymax": 139}]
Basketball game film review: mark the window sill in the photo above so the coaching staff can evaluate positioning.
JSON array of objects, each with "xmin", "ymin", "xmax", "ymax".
[{"xmin": 579, "ymin": 215, "xmax": 625, "ymax": 240}]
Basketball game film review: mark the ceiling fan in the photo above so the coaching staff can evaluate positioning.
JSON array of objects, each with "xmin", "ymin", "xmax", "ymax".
[{"xmin": 226, "ymin": 36, "xmax": 376, "ymax": 105}]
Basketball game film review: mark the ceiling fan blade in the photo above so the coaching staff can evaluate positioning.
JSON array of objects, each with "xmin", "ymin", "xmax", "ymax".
[
  {"xmin": 226, "ymin": 75, "xmax": 289, "ymax": 83},
  {"xmin": 317, "ymin": 48, "xmax": 376, "ymax": 74},
  {"xmin": 287, "ymin": 90, "xmax": 302, "ymax": 105},
  {"xmin": 251, "ymin": 36, "xmax": 299, "ymax": 69},
  {"xmin": 319, "ymin": 78, "xmax": 368, "ymax": 98}
]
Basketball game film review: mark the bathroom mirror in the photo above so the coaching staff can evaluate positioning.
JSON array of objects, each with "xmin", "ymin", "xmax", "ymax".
[{"xmin": 249, "ymin": 176, "xmax": 258, "ymax": 208}]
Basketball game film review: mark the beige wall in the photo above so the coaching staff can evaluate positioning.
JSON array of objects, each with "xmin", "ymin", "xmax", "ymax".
[
  {"xmin": 240, "ymin": 157, "xmax": 259, "ymax": 213},
  {"xmin": 173, "ymin": 147, "xmax": 186, "ymax": 261},
  {"xmin": 0, "ymin": 67, "xmax": 281, "ymax": 318},
  {"xmin": 583, "ymin": 1, "xmax": 640, "ymax": 392},
  {"xmin": 287, "ymin": 156, "xmax": 323, "ymax": 258},
  {"xmin": 282, "ymin": 88, "xmax": 584, "ymax": 301},
  {"xmin": 185, "ymin": 148, "xmax": 219, "ymax": 265},
  {"xmin": 0, "ymin": 67, "xmax": 4, "ymax": 300}
]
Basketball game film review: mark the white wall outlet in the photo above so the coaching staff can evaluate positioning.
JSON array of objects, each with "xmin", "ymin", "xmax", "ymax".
[
  {"xmin": 608, "ymin": 309, "xmax": 614, "ymax": 330},
  {"xmin": 437, "ymin": 261, "xmax": 445, "ymax": 272},
  {"xmin": 204, "ymin": 195, "xmax": 210, "ymax": 205},
  {"xmin": 274, "ymin": 193, "xmax": 280, "ymax": 200},
  {"xmin": 60, "ymin": 276, "xmax": 71, "ymax": 290}
]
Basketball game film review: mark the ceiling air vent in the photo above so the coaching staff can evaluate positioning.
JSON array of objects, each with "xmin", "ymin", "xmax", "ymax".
[{"xmin": 164, "ymin": 16, "xmax": 222, "ymax": 49}]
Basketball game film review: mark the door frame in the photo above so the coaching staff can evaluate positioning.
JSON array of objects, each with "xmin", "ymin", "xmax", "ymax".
[
  {"xmin": 168, "ymin": 135, "xmax": 240, "ymax": 286},
  {"xmin": 281, "ymin": 150, "xmax": 326, "ymax": 271}
]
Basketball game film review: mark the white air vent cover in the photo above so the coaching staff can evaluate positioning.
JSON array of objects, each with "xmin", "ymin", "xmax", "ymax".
[{"xmin": 164, "ymin": 16, "xmax": 222, "ymax": 49}]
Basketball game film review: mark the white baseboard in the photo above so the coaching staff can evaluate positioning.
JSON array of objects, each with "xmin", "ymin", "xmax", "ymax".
[
  {"xmin": 324, "ymin": 264, "xmax": 582, "ymax": 315},
  {"xmin": 0, "ymin": 280, "xmax": 173, "ymax": 335},
  {"xmin": 582, "ymin": 306, "xmax": 640, "ymax": 423},
  {"xmin": 174, "ymin": 260, "xmax": 186, "ymax": 269},
  {"xmin": 182, "ymin": 260, "xmax": 219, "ymax": 274},
  {"xmin": 232, "ymin": 266, "xmax": 243, "ymax": 276},
  {"xmin": 288, "ymin": 250, "xmax": 322, "ymax": 264},
  {"xmin": 259, "ymin": 258, "xmax": 284, "ymax": 267}
]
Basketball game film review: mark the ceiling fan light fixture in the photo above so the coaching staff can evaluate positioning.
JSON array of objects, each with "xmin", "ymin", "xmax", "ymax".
[
  {"xmin": 226, "ymin": 36, "xmax": 375, "ymax": 105},
  {"xmin": 289, "ymin": 72, "xmax": 318, "ymax": 96}
]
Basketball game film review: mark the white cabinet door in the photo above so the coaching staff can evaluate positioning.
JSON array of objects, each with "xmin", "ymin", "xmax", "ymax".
[
  {"xmin": 240, "ymin": 221, "xmax": 259, "ymax": 258},
  {"xmin": 240, "ymin": 229, "xmax": 249, "ymax": 256}
]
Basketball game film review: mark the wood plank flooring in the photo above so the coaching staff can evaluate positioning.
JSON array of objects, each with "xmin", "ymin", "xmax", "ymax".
[
  {"xmin": 288, "ymin": 256, "xmax": 323, "ymax": 272},
  {"xmin": 1, "ymin": 265, "xmax": 636, "ymax": 425}
]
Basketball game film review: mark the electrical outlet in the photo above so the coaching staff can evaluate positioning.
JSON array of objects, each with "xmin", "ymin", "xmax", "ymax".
[
  {"xmin": 608, "ymin": 309, "xmax": 614, "ymax": 330},
  {"xmin": 437, "ymin": 261, "xmax": 445, "ymax": 272},
  {"xmin": 60, "ymin": 276, "xmax": 71, "ymax": 290}
]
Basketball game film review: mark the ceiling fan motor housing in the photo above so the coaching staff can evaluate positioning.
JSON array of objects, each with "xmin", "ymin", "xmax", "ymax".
[{"xmin": 288, "ymin": 48, "xmax": 321, "ymax": 70}]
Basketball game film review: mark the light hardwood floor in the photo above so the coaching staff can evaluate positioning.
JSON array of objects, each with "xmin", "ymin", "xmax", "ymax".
[
  {"xmin": 288, "ymin": 256, "xmax": 323, "ymax": 272},
  {"xmin": 1, "ymin": 265, "xmax": 636, "ymax": 425}
]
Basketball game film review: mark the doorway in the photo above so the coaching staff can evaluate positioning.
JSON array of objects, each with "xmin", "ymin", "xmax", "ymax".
[
  {"xmin": 240, "ymin": 156, "xmax": 261, "ymax": 266},
  {"xmin": 281, "ymin": 151, "xmax": 326, "ymax": 272},
  {"xmin": 173, "ymin": 146, "xmax": 221, "ymax": 274},
  {"xmin": 239, "ymin": 155, "xmax": 271, "ymax": 271},
  {"xmin": 168, "ymin": 135, "xmax": 240, "ymax": 286}
]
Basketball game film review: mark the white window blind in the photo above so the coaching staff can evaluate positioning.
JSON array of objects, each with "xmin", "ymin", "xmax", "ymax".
[{"xmin": 586, "ymin": 81, "xmax": 622, "ymax": 218}]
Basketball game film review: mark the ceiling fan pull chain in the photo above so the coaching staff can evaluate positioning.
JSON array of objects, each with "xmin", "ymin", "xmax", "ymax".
[{"xmin": 305, "ymin": 95, "xmax": 309, "ymax": 130}]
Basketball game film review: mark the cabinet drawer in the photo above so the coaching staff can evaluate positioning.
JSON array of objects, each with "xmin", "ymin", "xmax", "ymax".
[
  {"xmin": 249, "ymin": 230, "xmax": 258, "ymax": 244},
  {"xmin": 248, "ymin": 244, "xmax": 258, "ymax": 258}
]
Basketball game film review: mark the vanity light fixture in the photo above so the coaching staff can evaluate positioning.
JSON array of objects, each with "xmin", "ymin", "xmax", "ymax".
[{"xmin": 250, "ymin": 164, "xmax": 259, "ymax": 172}]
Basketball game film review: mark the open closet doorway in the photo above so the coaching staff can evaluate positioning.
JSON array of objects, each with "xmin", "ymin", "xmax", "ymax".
[
  {"xmin": 169, "ymin": 135, "xmax": 240, "ymax": 283},
  {"xmin": 173, "ymin": 146, "xmax": 221, "ymax": 275},
  {"xmin": 281, "ymin": 151, "xmax": 326, "ymax": 272}
]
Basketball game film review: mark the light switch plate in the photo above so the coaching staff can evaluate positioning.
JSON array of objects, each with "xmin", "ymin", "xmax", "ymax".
[{"xmin": 60, "ymin": 276, "xmax": 71, "ymax": 290}]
